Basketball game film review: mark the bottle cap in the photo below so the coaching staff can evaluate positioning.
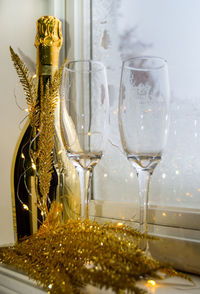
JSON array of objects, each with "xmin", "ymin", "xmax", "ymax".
[
  {"xmin": 35, "ymin": 16, "xmax": 63, "ymax": 48},
  {"xmin": 35, "ymin": 16, "xmax": 63, "ymax": 74}
]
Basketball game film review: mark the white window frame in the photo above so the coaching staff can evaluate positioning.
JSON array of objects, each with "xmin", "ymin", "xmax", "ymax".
[
  {"xmin": 1, "ymin": 263, "xmax": 199, "ymax": 294},
  {"xmin": 0, "ymin": 265, "xmax": 45, "ymax": 294}
]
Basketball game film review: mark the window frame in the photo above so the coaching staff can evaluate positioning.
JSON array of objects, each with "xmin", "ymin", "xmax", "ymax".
[{"xmin": 63, "ymin": 0, "xmax": 200, "ymax": 275}]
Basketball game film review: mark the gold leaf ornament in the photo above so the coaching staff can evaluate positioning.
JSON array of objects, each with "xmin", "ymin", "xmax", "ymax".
[
  {"xmin": 37, "ymin": 77, "xmax": 58, "ymax": 215},
  {"xmin": 9, "ymin": 46, "xmax": 38, "ymax": 128}
]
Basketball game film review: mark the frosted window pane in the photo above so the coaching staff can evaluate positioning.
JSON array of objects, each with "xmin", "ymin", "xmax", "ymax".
[{"xmin": 92, "ymin": 0, "xmax": 200, "ymax": 209}]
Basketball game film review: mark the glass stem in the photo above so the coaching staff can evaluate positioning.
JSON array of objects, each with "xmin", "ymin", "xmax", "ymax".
[
  {"xmin": 137, "ymin": 169, "xmax": 151, "ymax": 251},
  {"xmin": 78, "ymin": 167, "xmax": 92, "ymax": 219}
]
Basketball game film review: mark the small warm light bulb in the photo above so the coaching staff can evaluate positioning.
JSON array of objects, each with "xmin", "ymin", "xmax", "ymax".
[
  {"xmin": 32, "ymin": 163, "xmax": 36, "ymax": 170},
  {"xmin": 88, "ymin": 131, "xmax": 91, "ymax": 136},
  {"xmin": 117, "ymin": 222, "xmax": 123, "ymax": 227},
  {"xmin": 144, "ymin": 108, "xmax": 152, "ymax": 113},
  {"xmin": 23, "ymin": 204, "xmax": 29, "ymax": 211},
  {"xmin": 147, "ymin": 280, "xmax": 156, "ymax": 287},
  {"xmin": 25, "ymin": 108, "xmax": 29, "ymax": 113},
  {"xmin": 21, "ymin": 153, "xmax": 25, "ymax": 159},
  {"xmin": 48, "ymin": 284, "xmax": 53, "ymax": 289},
  {"xmin": 162, "ymin": 212, "xmax": 167, "ymax": 217}
]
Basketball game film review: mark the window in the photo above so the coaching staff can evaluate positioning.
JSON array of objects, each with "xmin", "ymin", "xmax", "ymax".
[{"xmin": 88, "ymin": 0, "xmax": 200, "ymax": 274}]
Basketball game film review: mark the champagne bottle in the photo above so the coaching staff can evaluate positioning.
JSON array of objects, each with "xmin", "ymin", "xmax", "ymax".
[{"xmin": 11, "ymin": 16, "xmax": 80, "ymax": 241}]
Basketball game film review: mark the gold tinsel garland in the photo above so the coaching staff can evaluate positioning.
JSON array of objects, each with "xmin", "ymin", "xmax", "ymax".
[{"xmin": 0, "ymin": 205, "xmax": 190, "ymax": 294}]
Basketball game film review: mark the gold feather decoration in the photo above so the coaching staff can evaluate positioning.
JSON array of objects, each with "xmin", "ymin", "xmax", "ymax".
[
  {"xmin": 37, "ymin": 76, "xmax": 59, "ymax": 216},
  {"xmin": 10, "ymin": 46, "xmax": 64, "ymax": 217},
  {"xmin": 9, "ymin": 46, "xmax": 39, "ymax": 128},
  {"xmin": 36, "ymin": 62, "xmax": 67, "ymax": 217}
]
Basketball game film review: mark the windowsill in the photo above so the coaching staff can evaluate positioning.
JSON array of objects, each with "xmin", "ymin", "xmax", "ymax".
[
  {"xmin": 90, "ymin": 200, "xmax": 200, "ymax": 275},
  {"xmin": 1, "ymin": 200, "xmax": 200, "ymax": 276},
  {"xmin": 0, "ymin": 200, "xmax": 200, "ymax": 292},
  {"xmin": 0, "ymin": 264, "xmax": 200, "ymax": 294}
]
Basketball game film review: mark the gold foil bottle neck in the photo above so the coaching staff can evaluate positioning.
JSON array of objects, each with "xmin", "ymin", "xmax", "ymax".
[
  {"xmin": 35, "ymin": 16, "xmax": 63, "ymax": 48},
  {"xmin": 35, "ymin": 16, "xmax": 63, "ymax": 74}
]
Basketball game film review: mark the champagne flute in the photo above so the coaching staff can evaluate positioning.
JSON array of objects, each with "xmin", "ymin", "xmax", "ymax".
[
  {"xmin": 60, "ymin": 60, "xmax": 109, "ymax": 219},
  {"xmin": 118, "ymin": 56, "xmax": 170, "ymax": 253}
]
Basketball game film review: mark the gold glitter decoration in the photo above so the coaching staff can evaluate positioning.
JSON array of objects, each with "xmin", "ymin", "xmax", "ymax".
[
  {"xmin": 9, "ymin": 46, "xmax": 38, "ymax": 128},
  {"xmin": 0, "ymin": 211, "xmax": 190, "ymax": 294},
  {"xmin": 37, "ymin": 71, "xmax": 61, "ymax": 216},
  {"xmin": 36, "ymin": 63, "xmax": 67, "ymax": 216},
  {"xmin": 10, "ymin": 45, "xmax": 67, "ymax": 218}
]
